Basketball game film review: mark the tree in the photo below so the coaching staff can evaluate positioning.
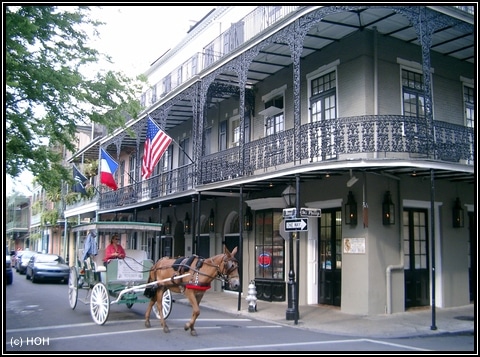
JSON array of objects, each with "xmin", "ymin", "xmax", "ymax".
[{"xmin": 5, "ymin": 6, "xmax": 145, "ymax": 192}]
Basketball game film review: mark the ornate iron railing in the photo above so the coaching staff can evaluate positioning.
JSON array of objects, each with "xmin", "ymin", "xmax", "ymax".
[{"xmin": 91, "ymin": 115, "xmax": 473, "ymax": 211}]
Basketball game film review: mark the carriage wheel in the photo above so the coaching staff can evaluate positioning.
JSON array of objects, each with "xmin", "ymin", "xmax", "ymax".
[
  {"xmin": 152, "ymin": 288, "xmax": 172, "ymax": 320},
  {"xmin": 90, "ymin": 282, "xmax": 110, "ymax": 325},
  {"xmin": 68, "ymin": 267, "xmax": 78, "ymax": 310}
]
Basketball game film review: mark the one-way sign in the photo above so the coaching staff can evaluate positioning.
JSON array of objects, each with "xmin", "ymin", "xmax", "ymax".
[{"xmin": 285, "ymin": 218, "xmax": 308, "ymax": 232}]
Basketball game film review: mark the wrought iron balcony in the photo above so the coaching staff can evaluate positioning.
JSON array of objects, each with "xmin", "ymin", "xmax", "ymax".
[{"xmin": 96, "ymin": 114, "xmax": 473, "ymax": 211}]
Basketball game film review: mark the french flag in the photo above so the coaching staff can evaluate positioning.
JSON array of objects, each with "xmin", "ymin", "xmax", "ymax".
[{"xmin": 100, "ymin": 148, "xmax": 118, "ymax": 190}]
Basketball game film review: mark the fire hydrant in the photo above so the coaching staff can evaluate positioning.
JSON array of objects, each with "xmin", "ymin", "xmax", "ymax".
[{"xmin": 245, "ymin": 280, "xmax": 257, "ymax": 312}]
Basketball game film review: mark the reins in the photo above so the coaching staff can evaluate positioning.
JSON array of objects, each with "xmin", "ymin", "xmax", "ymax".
[{"xmin": 116, "ymin": 255, "xmax": 154, "ymax": 273}]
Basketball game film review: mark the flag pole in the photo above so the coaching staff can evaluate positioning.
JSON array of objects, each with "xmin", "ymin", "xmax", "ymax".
[
  {"xmin": 126, "ymin": 171, "xmax": 137, "ymax": 184},
  {"xmin": 171, "ymin": 138, "xmax": 195, "ymax": 164}
]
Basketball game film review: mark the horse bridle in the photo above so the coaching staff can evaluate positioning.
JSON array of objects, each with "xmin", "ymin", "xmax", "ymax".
[{"xmin": 218, "ymin": 254, "xmax": 239, "ymax": 282}]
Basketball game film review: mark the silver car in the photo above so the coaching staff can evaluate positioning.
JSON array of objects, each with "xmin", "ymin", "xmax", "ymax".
[
  {"xmin": 25, "ymin": 253, "xmax": 70, "ymax": 284},
  {"xmin": 16, "ymin": 250, "xmax": 36, "ymax": 274}
]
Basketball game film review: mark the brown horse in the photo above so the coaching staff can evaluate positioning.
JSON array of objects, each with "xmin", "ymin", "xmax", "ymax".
[{"xmin": 144, "ymin": 245, "xmax": 240, "ymax": 336}]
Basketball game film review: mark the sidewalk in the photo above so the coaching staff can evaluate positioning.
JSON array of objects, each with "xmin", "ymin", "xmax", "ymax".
[{"xmin": 175, "ymin": 291, "xmax": 475, "ymax": 339}]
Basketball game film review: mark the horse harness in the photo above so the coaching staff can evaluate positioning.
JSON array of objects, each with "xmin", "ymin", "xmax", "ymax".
[{"xmin": 166, "ymin": 254, "xmax": 238, "ymax": 291}]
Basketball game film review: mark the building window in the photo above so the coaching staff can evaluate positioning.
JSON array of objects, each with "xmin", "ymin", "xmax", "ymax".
[
  {"xmin": 219, "ymin": 120, "xmax": 227, "ymax": 151},
  {"xmin": 204, "ymin": 43, "xmax": 215, "ymax": 67},
  {"xmin": 310, "ymin": 71, "xmax": 337, "ymax": 122},
  {"xmin": 255, "ymin": 210, "xmax": 284, "ymax": 280},
  {"xmin": 464, "ymin": 85, "xmax": 474, "ymax": 128},
  {"xmin": 230, "ymin": 115, "xmax": 240, "ymax": 146},
  {"xmin": 151, "ymin": 84, "xmax": 157, "ymax": 103},
  {"xmin": 262, "ymin": 96, "xmax": 284, "ymax": 136},
  {"xmin": 178, "ymin": 138, "xmax": 190, "ymax": 166},
  {"xmin": 265, "ymin": 111, "xmax": 284, "ymax": 136},
  {"xmin": 128, "ymin": 155, "xmax": 136, "ymax": 184},
  {"xmin": 309, "ymin": 70, "xmax": 337, "ymax": 159},
  {"xmin": 162, "ymin": 145, "xmax": 173, "ymax": 172},
  {"xmin": 402, "ymin": 69, "xmax": 425, "ymax": 118},
  {"xmin": 162, "ymin": 74, "xmax": 171, "ymax": 97}
]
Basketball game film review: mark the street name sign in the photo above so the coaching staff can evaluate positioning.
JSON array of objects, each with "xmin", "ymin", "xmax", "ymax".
[
  {"xmin": 282, "ymin": 208, "xmax": 297, "ymax": 218},
  {"xmin": 300, "ymin": 207, "xmax": 321, "ymax": 217},
  {"xmin": 285, "ymin": 218, "xmax": 308, "ymax": 231}
]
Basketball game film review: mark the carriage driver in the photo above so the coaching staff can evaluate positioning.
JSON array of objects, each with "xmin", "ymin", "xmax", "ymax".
[{"xmin": 103, "ymin": 234, "xmax": 126, "ymax": 266}]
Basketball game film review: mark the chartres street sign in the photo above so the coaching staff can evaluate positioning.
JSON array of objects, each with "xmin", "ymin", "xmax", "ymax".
[{"xmin": 284, "ymin": 218, "xmax": 308, "ymax": 232}]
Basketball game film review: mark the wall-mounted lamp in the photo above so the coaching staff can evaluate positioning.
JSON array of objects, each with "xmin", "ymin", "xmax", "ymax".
[
  {"xmin": 345, "ymin": 191, "xmax": 357, "ymax": 226},
  {"xmin": 282, "ymin": 185, "xmax": 297, "ymax": 207},
  {"xmin": 452, "ymin": 197, "xmax": 464, "ymax": 228},
  {"xmin": 244, "ymin": 206, "xmax": 253, "ymax": 231},
  {"xmin": 382, "ymin": 191, "xmax": 395, "ymax": 225},
  {"xmin": 209, "ymin": 209, "xmax": 215, "ymax": 232},
  {"xmin": 164, "ymin": 215, "xmax": 171, "ymax": 235},
  {"xmin": 346, "ymin": 169, "xmax": 358, "ymax": 187},
  {"xmin": 184, "ymin": 212, "xmax": 191, "ymax": 234}
]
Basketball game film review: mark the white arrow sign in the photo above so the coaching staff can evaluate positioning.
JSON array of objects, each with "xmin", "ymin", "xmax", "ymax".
[{"xmin": 285, "ymin": 218, "xmax": 308, "ymax": 231}]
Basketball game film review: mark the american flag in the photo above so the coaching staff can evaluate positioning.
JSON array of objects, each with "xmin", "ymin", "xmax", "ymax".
[{"xmin": 141, "ymin": 116, "xmax": 172, "ymax": 180}]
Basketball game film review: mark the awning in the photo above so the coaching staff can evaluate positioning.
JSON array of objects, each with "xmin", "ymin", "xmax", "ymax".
[{"xmin": 70, "ymin": 221, "xmax": 163, "ymax": 233}]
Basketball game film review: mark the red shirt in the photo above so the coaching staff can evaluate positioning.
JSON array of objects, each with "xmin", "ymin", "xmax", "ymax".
[{"xmin": 103, "ymin": 243, "xmax": 126, "ymax": 262}]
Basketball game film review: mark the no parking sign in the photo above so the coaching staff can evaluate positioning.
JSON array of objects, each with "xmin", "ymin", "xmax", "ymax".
[{"xmin": 258, "ymin": 252, "xmax": 272, "ymax": 267}]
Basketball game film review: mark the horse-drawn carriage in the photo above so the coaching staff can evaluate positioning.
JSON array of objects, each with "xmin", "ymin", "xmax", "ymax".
[
  {"xmin": 68, "ymin": 244, "xmax": 240, "ymax": 336},
  {"xmin": 67, "ymin": 248, "xmax": 183, "ymax": 325}
]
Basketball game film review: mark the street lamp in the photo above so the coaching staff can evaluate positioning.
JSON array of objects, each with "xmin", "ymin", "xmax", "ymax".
[{"xmin": 282, "ymin": 185, "xmax": 296, "ymax": 321}]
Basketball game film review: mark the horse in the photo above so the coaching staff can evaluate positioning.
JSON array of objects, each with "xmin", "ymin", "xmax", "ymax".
[{"xmin": 144, "ymin": 245, "xmax": 240, "ymax": 336}]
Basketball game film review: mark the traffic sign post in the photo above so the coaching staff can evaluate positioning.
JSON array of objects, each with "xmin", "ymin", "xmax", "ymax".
[{"xmin": 284, "ymin": 218, "xmax": 308, "ymax": 232}]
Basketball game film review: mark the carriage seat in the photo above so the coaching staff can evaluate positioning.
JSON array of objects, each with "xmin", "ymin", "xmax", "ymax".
[
  {"xmin": 124, "ymin": 249, "xmax": 148, "ymax": 262},
  {"xmin": 78, "ymin": 249, "xmax": 106, "ymax": 273},
  {"xmin": 91, "ymin": 249, "xmax": 106, "ymax": 272}
]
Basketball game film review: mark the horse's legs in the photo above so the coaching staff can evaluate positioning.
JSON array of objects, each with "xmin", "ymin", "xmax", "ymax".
[
  {"xmin": 144, "ymin": 299, "xmax": 153, "ymax": 328},
  {"xmin": 184, "ymin": 290, "xmax": 204, "ymax": 336}
]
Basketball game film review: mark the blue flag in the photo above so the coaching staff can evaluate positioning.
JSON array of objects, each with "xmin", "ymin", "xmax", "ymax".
[{"xmin": 73, "ymin": 165, "xmax": 88, "ymax": 195}]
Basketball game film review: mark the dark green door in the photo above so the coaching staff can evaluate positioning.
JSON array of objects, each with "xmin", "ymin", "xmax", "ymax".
[
  {"xmin": 403, "ymin": 209, "xmax": 430, "ymax": 308},
  {"xmin": 318, "ymin": 209, "xmax": 342, "ymax": 306}
]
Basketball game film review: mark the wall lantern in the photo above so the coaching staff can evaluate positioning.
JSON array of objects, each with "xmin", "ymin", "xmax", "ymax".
[
  {"xmin": 164, "ymin": 215, "xmax": 171, "ymax": 235},
  {"xmin": 452, "ymin": 197, "xmax": 464, "ymax": 228},
  {"xmin": 282, "ymin": 185, "xmax": 297, "ymax": 208},
  {"xmin": 209, "ymin": 209, "xmax": 215, "ymax": 232},
  {"xmin": 244, "ymin": 206, "xmax": 253, "ymax": 231},
  {"xmin": 345, "ymin": 191, "xmax": 357, "ymax": 226},
  {"xmin": 382, "ymin": 191, "xmax": 395, "ymax": 225},
  {"xmin": 184, "ymin": 212, "xmax": 191, "ymax": 234}
]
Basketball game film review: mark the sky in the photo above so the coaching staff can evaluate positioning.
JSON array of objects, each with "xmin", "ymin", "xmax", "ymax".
[{"xmin": 6, "ymin": 5, "xmax": 213, "ymax": 196}]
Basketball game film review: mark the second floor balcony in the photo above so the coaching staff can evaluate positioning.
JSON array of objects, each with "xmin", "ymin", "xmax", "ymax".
[{"xmin": 65, "ymin": 113, "xmax": 472, "ymax": 214}]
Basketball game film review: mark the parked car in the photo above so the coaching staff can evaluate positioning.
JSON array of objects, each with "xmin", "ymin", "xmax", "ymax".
[
  {"xmin": 25, "ymin": 253, "xmax": 70, "ymax": 283},
  {"xmin": 16, "ymin": 250, "xmax": 36, "ymax": 274},
  {"xmin": 11, "ymin": 251, "xmax": 22, "ymax": 270},
  {"xmin": 6, "ymin": 253, "xmax": 13, "ymax": 285}
]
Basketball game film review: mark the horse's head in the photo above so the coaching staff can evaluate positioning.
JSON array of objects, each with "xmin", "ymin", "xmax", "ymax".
[{"xmin": 220, "ymin": 246, "xmax": 240, "ymax": 291}]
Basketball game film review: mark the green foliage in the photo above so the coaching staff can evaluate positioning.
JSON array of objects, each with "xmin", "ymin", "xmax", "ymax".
[
  {"xmin": 64, "ymin": 192, "xmax": 80, "ymax": 205},
  {"xmin": 41, "ymin": 209, "xmax": 59, "ymax": 226},
  {"xmin": 30, "ymin": 232, "xmax": 41, "ymax": 241},
  {"xmin": 5, "ymin": 6, "xmax": 145, "ymax": 192},
  {"xmin": 84, "ymin": 159, "xmax": 99, "ymax": 178}
]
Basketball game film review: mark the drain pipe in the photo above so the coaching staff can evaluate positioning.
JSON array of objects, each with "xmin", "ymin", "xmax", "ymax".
[{"xmin": 385, "ymin": 174, "xmax": 402, "ymax": 314}]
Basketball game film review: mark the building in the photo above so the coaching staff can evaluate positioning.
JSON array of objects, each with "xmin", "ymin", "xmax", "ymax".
[
  {"xmin": 65, "ymin": 5, "xmax": 474, "ymax": 316},
  {"xmin": 6, "ymin": 195, "xmax": 30, "ymax": 252}
]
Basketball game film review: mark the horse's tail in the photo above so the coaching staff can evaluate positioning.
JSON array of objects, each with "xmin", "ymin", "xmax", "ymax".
[
  {"xmin": 144, "ymin": 263, "xmax": 156, "ymax": 299},
  {"xmin": 147, "ymin": 262, "xmax": 156, "ymax": 284}
]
